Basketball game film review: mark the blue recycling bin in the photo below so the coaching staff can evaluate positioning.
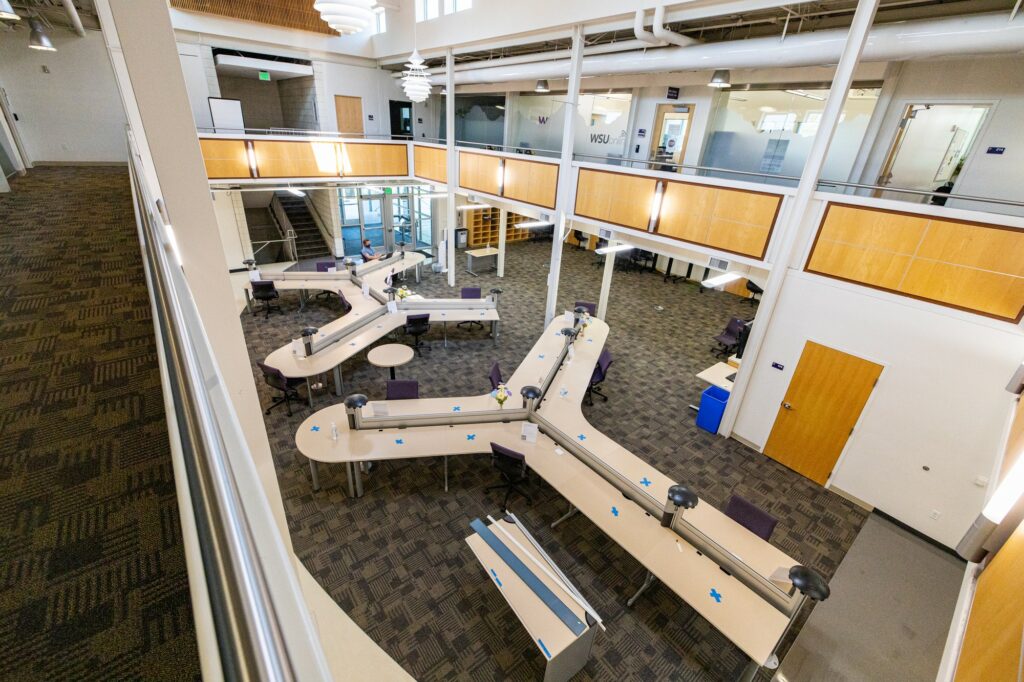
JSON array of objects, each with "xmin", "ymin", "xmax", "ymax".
[{"xmin": 696, "ymin": 385, "xmax": 730, "ymax": 434}]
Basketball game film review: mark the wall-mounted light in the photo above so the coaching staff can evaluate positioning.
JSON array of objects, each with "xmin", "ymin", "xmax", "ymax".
[
  {"xmin": 595, "ymin": 243, "xmax": 632, "ymax": 255},
  {"xmin": 700, "ymin": 272, "xmax": 743, "ymax": 288},
  {"xmin": 28, "ymin": 18, "xmax": 56, "ymax": 51},
  {"xmin": 517, "ymin": 220, "xmax": 554, "ymax": 229},
  {"xmin": 535, "ymin": 79, "xmax": 550, "ymax": 93},
  {"xmin": 707, "ymin": 69, "xmax": 731, "ymax": 89},
  {"xmin": 648, "ymin": 181, "xmax": 665, "ymax": 231},
  {"xmin": 0, "ymin": 0, "xmax": 21, "ymax": 21},
  {"xmin": 456, "ymin": 203, "xmax": 489, "ymax": 211}
]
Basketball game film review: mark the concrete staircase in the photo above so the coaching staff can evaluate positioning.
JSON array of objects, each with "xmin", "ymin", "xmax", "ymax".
[{"xmin": 275, "ymin": 192, "xmax": 331, "ymax": 260}]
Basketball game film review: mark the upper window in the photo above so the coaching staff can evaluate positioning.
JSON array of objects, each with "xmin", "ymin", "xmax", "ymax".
[
  {"xmin": 418, "ymin": 0, "xmax": 470, "ymax": 21},
  {"xmin": 372, "ymin": 10, "xmax": 387, "ymax": 34}
]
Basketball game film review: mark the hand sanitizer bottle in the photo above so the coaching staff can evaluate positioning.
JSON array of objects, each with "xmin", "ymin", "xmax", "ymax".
[{"xmin": 330, "ymin": 421, "xmax": 339, "ymax": 441}]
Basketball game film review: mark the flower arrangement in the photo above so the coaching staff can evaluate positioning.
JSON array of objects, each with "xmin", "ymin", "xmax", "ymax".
[
  {"xmin": 579, "ymin": 311, "xmax": 591, "ymax": 337},
  {"xmin": 396, "ymin": 286, "xmax": 413, "ymax": 300},
  {"xmin": 491, "ymin": 382, "xmax": 512, "ymax": 408}
]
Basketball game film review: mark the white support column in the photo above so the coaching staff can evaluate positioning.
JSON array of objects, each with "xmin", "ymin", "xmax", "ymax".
[
  {"xmin": 596, "ymin": 239, "xmax": 616, "ymax": 319},
  {"xmin": 497, "ymin": 208, "xmax": 507, "ymax": 277},
  {"xmin": 445, "ymin": 48, "xmax": 457, "ymax": 288},
  {"xmin": 718, "ymin": 0, "xmax": 882, "ymax": 437},
  {"xmin": 543, "ymin": 24, "xmax": 584, "ymax": 324}
]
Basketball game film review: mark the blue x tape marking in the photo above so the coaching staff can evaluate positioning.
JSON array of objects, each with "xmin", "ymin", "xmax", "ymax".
[
  {"xmin": 538, "ymin": 354, "xmax": 545, "ymax": 359},
  {"xmin": 466, "ymin": 434, "xmax": 476, "ymax": 441},
  {"xmin": 586, "ymin": 338, "xmax": 594, "ymax": 343},
  {"xmin": 577, "ymin": 433, "xmax": 586, "ymax": 441},
  {"xmin": 452, "ymin": 406, "xmax": 461, "ymax": 412},
  {"xmin": 489, "ymin": 568, "xmax": 502, "ymax": 587},
  {"xmin": 310, "ymin": 425, "xmax": 320, "ymax": 432},
  {"xmin": 611, "ymin": 506, "xmax": 620, "ymax": 517},
  {"xmin": 710, "ymin": 588, "xmax": 722, "ymax": 603},
  {"xmin": 395, "ymin": 438, "xmax": 404, "ymax": 445},
  {"xmin": 640, "ymin": 477, "xmax": 652, "ymax": 487}
]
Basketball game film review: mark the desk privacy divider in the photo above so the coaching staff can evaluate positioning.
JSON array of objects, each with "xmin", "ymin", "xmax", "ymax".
[{"xmin": 806, "ymin": 202, "xmax": 1024, "ymax": 321}]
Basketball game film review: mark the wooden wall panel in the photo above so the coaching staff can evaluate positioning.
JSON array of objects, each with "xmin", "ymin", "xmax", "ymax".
[
  {"xmin": 459, "ymin": 151, "xmax": 502, "ymax": 196},
  {"xmin": 199, "ymin": 139, "xmax": 251, "ymax": 179},
  {"xmin": 574, "ymin": 168, "xmax": 657, "ymax": 230},
  {"xmin": 413, "ymin": 145, "xmax": 447, "ymax": 184},
  {"xmin": 252, "ymin": 140, "xmax": 340, "ymax": 178},
  {"xmin": 503, "ymin": 158, "xmax": 558, "ymax": 209},
  {"xmin": 655, "ymin": 181, "xmax": 780, "ymax": 258},
  {"xmin": 807, "ymin": 203, "xmax": 1024, "ymax": 322},
  {"xmin": 170, "ymin": 0, "xmax": 334, "ymax": 35},
  {"xmin": 341, "ymin": 143, "xmax": 409, "ymax": 177},
  {"xmin": 954, "ymin": 517, "xmax": 1024, "ymax": 681}
]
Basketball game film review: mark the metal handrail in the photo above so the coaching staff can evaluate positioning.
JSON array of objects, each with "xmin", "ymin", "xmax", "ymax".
[{"xmin": 126, "ymin": 131, "xmax": 329, "ymax": 681}]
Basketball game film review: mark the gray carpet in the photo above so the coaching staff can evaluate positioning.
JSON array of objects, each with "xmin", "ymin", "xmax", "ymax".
[
  {"xmin": 242, "ymin": 239, "xmax": 869, "ymax": 680},
  {"xmin": 0, "ymin": 167, "xmax": 200, "ymax": 680}
]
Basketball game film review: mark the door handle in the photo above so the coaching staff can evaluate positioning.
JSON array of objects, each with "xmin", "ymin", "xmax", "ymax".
[{"xmin": 782, "ymin": 402, "xmax": 794, "ymax": 410}]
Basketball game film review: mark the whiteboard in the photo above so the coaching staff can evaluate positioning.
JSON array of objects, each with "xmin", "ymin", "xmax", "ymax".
[{"xmin": 209, "ymin": 98, "xmax": 244, "ymax": 134}]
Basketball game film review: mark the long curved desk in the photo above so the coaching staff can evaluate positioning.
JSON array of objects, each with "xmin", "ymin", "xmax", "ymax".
[{"xmin": 292, "ymin": 312, "xmax": 826, "ymax": 675}]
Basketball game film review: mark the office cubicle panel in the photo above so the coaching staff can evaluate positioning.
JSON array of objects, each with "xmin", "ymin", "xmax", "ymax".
[
  {"xmin": 805, "ymin": 202, "xmax": 1024, "ymax": 322},
  {"xmin": 458, "ymin": 150, "xmax": 503, "ymax": 197},
  {"xmin": 341, "ymin": 142, "xmax": 409, "ymax": 177},
  {"xmin": 198, "ymin": 138, "xmax": 251, "ymax": 179},
  {"xmin": 502, "ymin": 157, "xmax": 558, "ymax": 209},
  {"xmin": 412, "ymin": 144, "xmax": 447, "ymax": 184}
]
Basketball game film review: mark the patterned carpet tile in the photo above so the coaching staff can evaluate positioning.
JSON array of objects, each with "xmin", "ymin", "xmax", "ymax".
[
  {"xmin": 244, "ymin": 240, "xmax": 868, "ymax": 680},
  {"xmin": 0, "ymin": 167, "xmax": 199, "ymax": 680}
]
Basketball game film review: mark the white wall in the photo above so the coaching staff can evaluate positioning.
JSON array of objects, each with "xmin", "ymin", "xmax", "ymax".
[
  {"xmin": 177, "ymin": 41, "xmax": 214, "ymax": 129},
  {"xmin": 734, "ymin": 271, "xmax": 1024, "ymax": 547},
  {"xmin": 314, "ymin": 60, "xmax": 406, "ymax": 136},
  {"xmin": 213, "ymin": 190, "xmax": 251, "ymax": 270},
  {"xmin": 0, "ymin": 30, "xmax": 127, "ymax": 163},
  {"xmin": 858, "ymin": 55, "xmax": 1024, "ymax": 216}
]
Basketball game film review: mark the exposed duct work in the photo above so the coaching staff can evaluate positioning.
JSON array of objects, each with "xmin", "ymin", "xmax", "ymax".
[
  {"xmin": 429, "ymin": 12, "xmax": 1024, "ymax": 86},
  {"xmin": 61, "ymin": 0, "xmax": 86, "ymax": 37},
  {"xmin": 651, "ymin": 5, "xmax": 698, "ymax": 47},
  {"xmin": 633, "ymin": 9, "xmax": 661, "ymax": 45},
  {"xmin": 416, "ymin": 39, "xmax": 666, "ymax": 76}
]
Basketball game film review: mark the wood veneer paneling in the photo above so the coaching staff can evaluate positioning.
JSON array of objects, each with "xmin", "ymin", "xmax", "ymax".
[
  {"xmin": 574, "ymin": 168, "xmax": 657, "ymax": 230},
  {"xmin": 657, "ymin": 182, "xmax": 780, "ymax": 258},
  {"xmin": 503, "ymin": 158, "xmax": 558, "ymax": 209},
  {"xmin": 170, "ymin": 0, "xmax": 333, "ymax": 35},
  {"xmin": 341, "ymin": 143, "xmax": 408, "ymax": 177},
  {"xmin": 199, "ymin": 138, "xmax": 251, "ymax": 179},
  {"xmin": 413, "ymin": 145, "xmax": 447, "ymax": 184},
  {"xmin": 252, "ymin": 140, "xmax": 341, "ymax": 178},
  {"xmin": 458, "ymin": 151, "xmax": 502, "ymax": 196}
]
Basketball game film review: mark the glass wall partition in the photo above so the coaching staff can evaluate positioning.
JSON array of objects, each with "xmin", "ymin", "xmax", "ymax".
[
  {"xmin": 699, "ymin": 85, "xmax": 880, "ymax": 186},
  {"xmin": 439, "ymin": 95, "xmax": 506, "ymax": 148},
  {"xmin": 507, "ymin": 91, "xmax": 633, "ymax": 159},
  {"xmin": 339, "ymin": 185, "xmax": 435, "ymax": 258}
]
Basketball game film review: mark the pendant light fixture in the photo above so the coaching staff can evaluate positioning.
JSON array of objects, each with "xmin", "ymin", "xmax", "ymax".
[
  {"xmin": 534, "ymin": 79, "xmax": 550, "ymax": 93},
  {"xmin": 402, "ymin": 18, "xmax": 431, "ymax": 104},
  {"xmin": 28, "ymin": 18, "xmax": 56, "ymax": 51},
  {"xmin": 314, "ymin": 0, "xmax": 375, "ymax": 35},
  {"xmin": 0, "ymin": 0, "xmax": 20, "ymax": 21},
  {"xmin": 707, "ymin": 69, "xmax": 731, "ymax": 88}
]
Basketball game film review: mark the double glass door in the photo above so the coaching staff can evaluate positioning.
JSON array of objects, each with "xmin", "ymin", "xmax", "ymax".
[{"xmin": 340, "ymin": 187, "xmax": 434, "ymax": 258}]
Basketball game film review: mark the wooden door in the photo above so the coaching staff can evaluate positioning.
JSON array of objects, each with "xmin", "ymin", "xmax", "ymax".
[
  {"xmin": 335, "ymin": 95, "xmax": 364, "ymax": 134},
  {"xmin": 763, "ymin": 341, "xmax": 882, "ymax": 485}
]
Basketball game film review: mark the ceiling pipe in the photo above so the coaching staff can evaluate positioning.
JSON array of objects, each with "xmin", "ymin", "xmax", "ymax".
[
  {"xmin": 634, "ymin": 9, "xmax": 662, "ymax": 45},
  {"xmin": 61, "ymin": 0, "xmax": 86, "ymax": 36},
  {"xmin": 651, "ymin": 5, "xmax": 699, "ymax": 47},
  {"xmin": 429, "ymin": 12, "xmax": 1024, "ymax": 86}
]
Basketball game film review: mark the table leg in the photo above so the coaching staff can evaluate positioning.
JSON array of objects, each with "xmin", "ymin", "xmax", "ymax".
[
  {"xmin": 333, "ymin": 366, "xmax": 344, "ymax": 396},
  {"xmin": 389, "ymin": 367, "xmax": 396, "ymax": 380},
  {"xmin": 627, "ymin": 571, "xmax": 658, "ymax": 607},
  {"xmin": 244, "ymin": 288, "xmax": 253, "ymax": 314},
  {"xmin": 443, "ymin": 321, "xmax": 448, "ymax": 348},
  {"xmin": 550, "ymin": 504, "xmax": 578, "ymax": 529},
  {"xmin": 309, "ymin": 460, "xmax": 321, "ymax": 492},
  {"xmin": 299, "ymin": 288, "xmax": 308, "ymax": 311},
  {"xmin": 415, "ymin": 263, "xmax": 421, "ymax": 283},
  {"xmin": 306, "ymin": 378, "xmax": 315, "ymax": 408},
  {"xmin": 444, "ymin": 456, "xmax": 448, "ymax": 492}
]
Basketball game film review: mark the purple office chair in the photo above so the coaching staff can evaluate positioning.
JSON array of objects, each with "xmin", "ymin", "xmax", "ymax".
[
  {"xmin": 574, "ymin": 300, "xmax": 597, "ymax": 317},
  {"xmin": 256, "ymin": 361, "xmax": 305, "ymax": 416},
  {"xmin": 712, "ymin": 317, "xmax": 746, "ymax": 358},
  {"xmin": 458, "ymin": 286, "xmax": 484, "ymax": 330},
  {"xmin": 386, "ymin": 380, "xmax": 419, "ymax": 400},
  {"xmin": 488, "ymin": 362, "xmax": 503, "ymax": 390},
  {"xmin": 585, "ymin": 349, "xmax": 614, "ymax": 406},
  {"xmin": 724, "ymin": 494, "xmax": 778, "ymax": 541},
  {"xmin": 486, "ymin": 442, "xmax": 531, "ymax": 510}
]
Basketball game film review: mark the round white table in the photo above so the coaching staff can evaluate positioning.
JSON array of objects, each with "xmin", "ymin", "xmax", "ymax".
[{"xmin": 367, "ymin": 343, "xmax": 415, "ymax": 380}]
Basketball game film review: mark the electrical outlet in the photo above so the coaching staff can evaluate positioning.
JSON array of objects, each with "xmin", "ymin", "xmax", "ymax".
[{"xmin": 929, "ymin": 510, "xmax": 941, "ymax": 520}]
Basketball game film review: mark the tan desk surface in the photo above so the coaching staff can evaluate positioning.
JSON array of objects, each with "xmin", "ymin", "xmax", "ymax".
[
  {"xmin": 466, "ymin": 517, "xmax": 590, "ymax": 661},
  {"xmin": 467, "ymin": 247, "xmax": 500, "ymax": 257},
  {"xmin": 367, "ymin": 343, "xmax": 414, "ymax": 369},
  {"xmin": 359, "ymin": 252, "xmax": 426, "ymax": 291},
  {"xmin": 696, "ymin": 362, "xmax": 736, "ymax": 392}
]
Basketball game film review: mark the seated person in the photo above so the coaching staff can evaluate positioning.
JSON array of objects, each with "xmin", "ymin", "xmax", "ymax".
[{"xmin": 360, "ymin": 239, "xmax": 381, "ymax": 262}]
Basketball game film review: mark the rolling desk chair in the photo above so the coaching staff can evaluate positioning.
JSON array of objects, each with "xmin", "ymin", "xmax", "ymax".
[
  {"xmin": 573, "ymin": 229, "xmax": 588, "ymax": 250},
  {"xmin": 746, "ymin": 280, "xmax": 764, "ymax": 305},
  {"xmin": 574, "ymin": 301, "xmax": 597, "ymax": 317},
  {"xmin": 485, "ymin": 442, "xmax": 531, "ymax": 511},
  {"xmin": 712, "ymin": 317, "xmax": 746, "ymax": 357},
  {"xmin": 256, "ymin": 362, "xmax": 305, "ymax": 416},
  {"xmin": 724, "ymin": 494, "xmax": 778, "ymax": 541},
  {"xmin": 251, "ymin": 281, "xmax": 282, "ymax": 319},
  {"xmin": 585, "ymin": 349, "xmax": 614, "ymax": 406},
  {"xmin": 386, "ymin": 380, "xmax": 419, "ymax": 400},
  {"xmin": 405, "ymin": 313, "xmax": 432, "ymax": 356},
  {"xmin": 457, "ymin": 287, "xmax": 484, "ymax": 331},
  {"xmin": 313, "ymin": 261, "xmax": 338, "ymax": 303},
  {"xmin": 592, "ymin": 239, "xmax": 608, "ymax": 267},
  {"xmin": 488, "ymin": 362, "xmax": 503, "ymax": 390}
]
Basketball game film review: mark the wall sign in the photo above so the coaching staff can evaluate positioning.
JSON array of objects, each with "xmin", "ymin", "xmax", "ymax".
[
  {"xmin": 667, "ymin": 87, "xmax": 680, "ymax": 100},
  {"xmin": 637, "ymin": 128, "xmax": 647, "ymax": 138},
  {"xmin": 368, "ymin": 114, "xmax": 374, "ymax": 121},
  {"xmin": 987, "ymin": 146, "xmax": 1006, "ymax": 155},
  {"xmin": 771, "ymin": 362, "xmax": 785, "ymax": 371}
]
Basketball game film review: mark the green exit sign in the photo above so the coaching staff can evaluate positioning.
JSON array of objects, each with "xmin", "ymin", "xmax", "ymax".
[
  {"xmin": 384, "ymin": 187, "xmax": 393, "ymax": 195},
  {"xmin": 258, "ymin": 70, "xmax": 271, "ymax": 81}
]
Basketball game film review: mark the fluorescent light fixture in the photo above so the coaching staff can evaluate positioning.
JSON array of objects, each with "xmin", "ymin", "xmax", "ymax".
[
  {"xmin": 786, "ymin": 89, "xmax": 826, "ymax": 101},
  {"xmin": 648, "ymin": 181, "xmax": 665, "ymax": 231},
  {"xmin": 496, "ymin": 159, "xmax": 505, "ymax": 195},
  {"xmin": 701, "ymin": 272, "xmax": 743, "ymax": 288},
  {"xmin": 246, "ymin": 145, "xmax": 258, "ymax": 175},
  {"xmin": 595, "ymin": 244, "xmax": 632, "ymax": 255},
  {"xmin": 287, "ymin": 188, "xmax": 306, "ymax": 197},
  {"xmin": 535, "ymin": 79, "xmax": 550, "ymax": 93},
  {"xmin": 982, "ymin": 454, "xmax": 1024, "ymax": 523},
  {"xmin": 28, "ymin": 18, "xmax": 56, "ymax": 51},
  {"xmin": 456, "ymin": 203, "xmax": 489, "ymax": 211},
  {"xmin": 707, "ymin": 69, "xmax": 731, "ymax": 88},
  {"xmin": 516, "ymin": 220, "xmax": 553, "ymax": 229},
  {"xmin": 0, "ymin": 0, "xmax": 20, "ymax": 21},
  {"xmin": 495, "ymin": 105, "xmax": 505, "ymax": 110}
]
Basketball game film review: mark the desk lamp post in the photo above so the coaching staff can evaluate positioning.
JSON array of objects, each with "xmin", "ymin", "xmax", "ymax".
[
  {"xmin": 521, "ymin": 385, "xmax": 541, "ymax": 417},
  {"xmin": 338, "ymin": 394, "xmax": 369, "ymax": 498},
  {"xmin": 397, "ymin": 241, "xmax": 406, "ymax": 258},
  {"xmin": 763, "ymin": 566, "xmax": 831, "ymax": 670},
  {"xmin": 573, "ymin": 305, "xmax": 587, "ymax": 328},
  {"xmin": 243, "ymin": 258, "xmax": 256, "ymax": 271},
  {"xmin": 661, "ymin": 484, "xmax": 699, "ymax": 527},
  {"xmin": 383, "ymin": 287, "xmax": 397, "ymax": 302},
  {"xmin": 490, "ymin": 287, "xmax": 502, "ymax": 306},
  {"xmin": 561, "ymin": 327, "xmax": 578, "ymax": 350},
  {"xmin": 301, "ymin": 327, "xmax": 319, "ymax": 357}
]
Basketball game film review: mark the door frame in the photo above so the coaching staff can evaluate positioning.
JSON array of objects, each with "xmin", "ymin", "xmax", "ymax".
[
  {"xmin": 762, "ymin": 336, "xmax": 888, "ymax": 488},
  {"xmin": 872, "ymin": 99, "xmax": 997, "ymax": 198},
  {"xmin": 648, "ymin": 102, "xmax": 696, "ymax": 168},
  {"xmin": 389, "ymin": 99, "xmax": 413, "ymax": 140}
]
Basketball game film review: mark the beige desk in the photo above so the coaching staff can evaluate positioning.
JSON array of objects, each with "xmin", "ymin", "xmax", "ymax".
[
  {"xmin": 367, "ymin": 343, "xmax": 414, "ymax": 380},
  {"xmin": 697, "ymin": 362, "xmax": 736, "ymax": 392},
  {"xmin": 466, "ymin": 247, "xmax": 499, "ymax": 276}
]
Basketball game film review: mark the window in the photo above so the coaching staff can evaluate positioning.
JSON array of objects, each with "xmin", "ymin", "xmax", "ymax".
[
  {"xmin": 415, "ymin": 0, "xmax": 439, "ymax": 21},
  {"xmin": 444, "ymin": 0, "xmax": 472, "ymax": 12},
  {"xmin": 757, "ymin": 112, "xmax": 797, "ymax": 133},
  {"xmin": 372, "ymin": 10, "xmax": 386, "ymax": 34}
]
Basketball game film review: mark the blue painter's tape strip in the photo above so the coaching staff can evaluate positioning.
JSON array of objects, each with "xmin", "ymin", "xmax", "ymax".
[
  {"xmin": 470, "ymin": 518, "xmax": 586, "ymax": 637},
  {"xmin": 537, "ymin": 638, "xmax": 552, "ymax": 660},
  {"xmin": 489, "ymin": 568, "xmax": 503, "ymax": 587}
]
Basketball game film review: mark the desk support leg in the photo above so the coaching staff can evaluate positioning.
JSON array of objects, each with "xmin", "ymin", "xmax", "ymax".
[
  {"xmin": 345, "ymin": 462, "xmax": 364, "ymax": 497},
  {"xmin": 309, "ymin": 460, "xmax": 320, "ymax": 492},
  {"xmin": 443, "ymin": 321, "xmax": 448, "ymax": 348},
  {"xmin": 306, "ymin": 379, "xmax": 315, "ymax": 408},
  {"xmin": 415, "ymin": 263, "xmax": 421, "ymax": 283},
  {"xmin": 627, "ymin": 571, "xmax": 658, "ymax": 607},
  {"xmin": 333, "ymin": 366, "xmax": 344, "ymax": 396},
  {"xmin": 444, "ymin": 456, "xmax": 448, "ymax": 492},
  {"xmin": 551, "ymin": 504, "xmax": 578, "ymax": 529},
  {"xmin": 299, "ymin": 288, "xmax": 307, "ymax": 311},
  {"xmin": 245, "ymin": 289, "xmax": 253, "ymax": 314},
  {"xmin": 491, "ymin": 319, "xmax": 499, "ymax": 345}
]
